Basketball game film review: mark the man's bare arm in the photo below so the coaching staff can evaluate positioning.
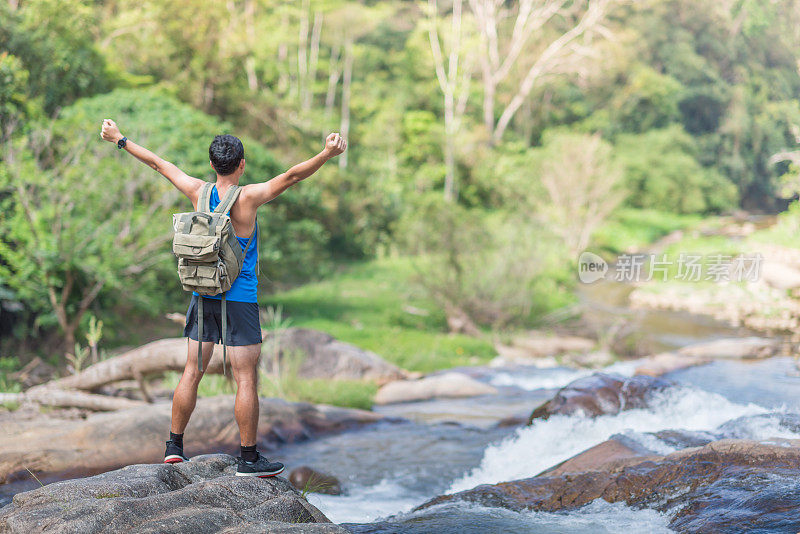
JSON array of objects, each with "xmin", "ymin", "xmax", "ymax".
[
  {"xmin": 241, "ymin": 132, "xmax": 347, "ymax": 208},
  {"xmin": 100, "ymin": 119, "xmax": 204, "ymax": 203}
]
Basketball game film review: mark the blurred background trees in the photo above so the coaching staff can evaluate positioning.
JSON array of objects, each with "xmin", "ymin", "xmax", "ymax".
[{"xmin": 2, "ymin": 0, "xmax": 800, "ymax": 359}]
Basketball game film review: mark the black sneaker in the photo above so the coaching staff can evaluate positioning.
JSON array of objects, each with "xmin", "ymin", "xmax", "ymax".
[
  {"xmin": 236, "ymin": 453, "xmax": 284, "ymax": 477},
  {"xmin": 164, "ymin": 440, "xmax": 189, "ymax": 464}
]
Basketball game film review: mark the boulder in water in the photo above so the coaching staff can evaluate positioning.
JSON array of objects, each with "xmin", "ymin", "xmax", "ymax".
[
  {"xmin": 0, "ymin": 454, "xmax": 347, "ymax": 533},
  {"xmin": 288, "ymin": 466, "xmax": 341, "ymax": 495},
  {"xmin": 527, "ymin": 373, "xmax": 672, "ymax": 423},
  {"xmin": 415, "ymin": 438, "xmax": 800, "ymax": 532},
  {"xmin": 374, "ymin": 372, "xmax": 498, "ymax": 405},
  {"xmin": 262, "ymin": 328, "xmax": 407, "ymax": 385}
]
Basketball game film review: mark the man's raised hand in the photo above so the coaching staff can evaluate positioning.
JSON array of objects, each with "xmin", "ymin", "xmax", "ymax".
[
  {"xmin": 323, "ymin": 132, "xmax": 347, "ymax": 158},
  {"xmin": 101, "ymin": 119, "xmax": 123, "ymax": 143}
]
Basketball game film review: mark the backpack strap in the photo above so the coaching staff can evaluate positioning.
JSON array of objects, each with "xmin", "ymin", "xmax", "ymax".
[
  {"xmin": 221, "ymin": 294, "xmax": 228, "ymax": 376},
  {"xmin": 198, "ymin": 182, "xmax": 213, "ymax": 213},
  {"xmin": 214, "ymin": 185, "xmax": 242, "ymax": 215},
  {"xmin": 197, "ymin": 296, "xmax": 204, "ymax": 372}
]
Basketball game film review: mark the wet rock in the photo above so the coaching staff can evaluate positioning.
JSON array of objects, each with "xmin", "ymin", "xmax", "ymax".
[
  {"xmin": 374, "ymin": 372, "xmax": 498, "ymax": 405},
  {"xmin": 9, "ymin": 358, "xmax": 56, "ymax": 389},
  {"xmin": 415, "ymin": 438, "xmax": 800, "ymax": 532},
  {"xmin": 262, "ymin": 328, "xmax": 407, "ymax": 385},
  {"xmin": 493, "ymin": 416, "xmax": 528, "ymax": 428},
  {"xmin": 0, "ymin": 396, "xmax": 382, "ymax": 484},
  {"xmin": 0, "ymin": 454, "xmax": 347, "ymax": 534},
  {"xmin": 288, "ymin": 466, "xmax": 341, "ymax": 495},
  {"xmin": 716, "ymin": 412, "xmax": 800, "ymax": 439},
  {"xmin": 535, "ymin": 435, "xmax": 660, "ymax": 477},
  {"xmin": 652, "ymin": 429, "xmax": 715, "ymax": 449},
  {"xmin": 527, "ymin": 373, "xmax": 672, "ymax": 423}
]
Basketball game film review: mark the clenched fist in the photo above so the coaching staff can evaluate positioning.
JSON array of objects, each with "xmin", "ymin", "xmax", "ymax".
[
  {"xmin": 323, "ymin": 132, "xmax": 347, "ymax": 158},
  {"xmin": 100, "ymin": 119, "xmax": 123, "ymax": 143}
]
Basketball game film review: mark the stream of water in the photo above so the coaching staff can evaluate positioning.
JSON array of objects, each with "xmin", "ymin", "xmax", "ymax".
[
  {"xmin": 275, "ymin": 281, "xmax": 800, "ymax": 532},
  {"xmin": 3, "ymin": 278, "xmax": 798, "ymax": 531}
]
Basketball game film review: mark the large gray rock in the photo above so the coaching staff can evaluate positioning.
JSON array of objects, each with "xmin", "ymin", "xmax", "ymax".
[
  {"xmin": 0, "ymin": 454, "xmax": 347, "ymax": 533},
  {"xmin": 374, "ymin": 372, "xmax": 498, "ymax": 405},
  {"xmin": 415, "ymin": 438, "xmax": 800, "ymax": 532},
  {"xmin": 262, "ymin": 328, "xmax": 407, "ymax": 384},
  {"xmin": 0, "ymin": 396, "xmax": 382, "ymax": 484}
]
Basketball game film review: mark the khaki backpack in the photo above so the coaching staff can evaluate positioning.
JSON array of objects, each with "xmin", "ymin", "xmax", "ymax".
[{"xmin": 172, "ymin": 182, "xmax": 256, "ymax": 374}]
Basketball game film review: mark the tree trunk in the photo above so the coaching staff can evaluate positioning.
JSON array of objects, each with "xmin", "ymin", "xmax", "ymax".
[
  {"xmin": 35, "ymin": 338, "xmax": 232, "ymax": 392},
  {"xmin": 339, "ymin": 38, "xmax": 354, "ymax": 170},
  {"xmin": 0, "ymin": 390, "xmax": 144, "ymax": 412}
]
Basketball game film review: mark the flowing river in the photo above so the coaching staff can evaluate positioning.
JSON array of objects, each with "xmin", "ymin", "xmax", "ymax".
[
  {"xmin": 275, "ymin": 280, "xmax": 800, "ymax": 532},
  {"xmin": 2, "ymin": 279, "xmax": 798, "ymax": 531}
]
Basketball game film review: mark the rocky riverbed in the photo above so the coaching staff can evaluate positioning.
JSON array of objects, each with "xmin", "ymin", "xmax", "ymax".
[{"xmin": 2, "ymin": 277, "xmax": 800, "ymax": 532}]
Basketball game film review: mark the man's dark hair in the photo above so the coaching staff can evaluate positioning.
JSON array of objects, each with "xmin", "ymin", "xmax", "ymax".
[{"xmin": 209, "ymin": 134, "xmax": 244, "ymax": 176}]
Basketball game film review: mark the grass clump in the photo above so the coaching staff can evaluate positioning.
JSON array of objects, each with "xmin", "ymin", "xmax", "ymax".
[{"xmin": 259, "ymin": 374, "xmax": 377, "ymax": 411}]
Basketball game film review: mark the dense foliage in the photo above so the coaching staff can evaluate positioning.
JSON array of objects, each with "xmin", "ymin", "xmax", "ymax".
[{"xmin": 2, "ymin": 0, "xmax": 800, "ymax": 355}]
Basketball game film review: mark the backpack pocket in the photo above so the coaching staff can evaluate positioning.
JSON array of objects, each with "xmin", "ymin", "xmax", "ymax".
[
  {"xmin": 173, "ymin": 234, "xmax": 220, "ymax": 261},
  {"xmin": 178, "ymin": 259, "xmax": 229, "ymax": 295}
]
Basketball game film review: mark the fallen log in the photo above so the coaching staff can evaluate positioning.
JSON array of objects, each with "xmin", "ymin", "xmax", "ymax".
[
  {"xmin": 0, "ymin": 389, "xmax": 144, "ymax": 411},
  {"xmin": 33, "ymin": 338, "xmax": 229, "ymax": 393}
]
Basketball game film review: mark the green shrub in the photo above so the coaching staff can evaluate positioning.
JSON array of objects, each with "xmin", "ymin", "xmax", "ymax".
[{"xmin": 615, "ymin": 126, "xmax": 739, "ymax": 214}]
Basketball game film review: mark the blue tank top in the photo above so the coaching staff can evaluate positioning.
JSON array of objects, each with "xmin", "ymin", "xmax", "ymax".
[{"xmin": 192, "ymin": 184, "xmax": 258, "ymax": 303}]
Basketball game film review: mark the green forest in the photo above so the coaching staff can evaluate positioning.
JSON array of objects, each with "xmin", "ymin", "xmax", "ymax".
[{"xmin": 3, "ymin": 0, "xmax": 800, "ymax": 386}]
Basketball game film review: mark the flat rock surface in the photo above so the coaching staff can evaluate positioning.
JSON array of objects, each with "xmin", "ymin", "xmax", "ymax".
[{"xmin": 0, "ymin": 454, "xmax": 348, "ymax": 534}]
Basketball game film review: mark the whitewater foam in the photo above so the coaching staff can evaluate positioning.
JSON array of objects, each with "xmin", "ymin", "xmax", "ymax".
[
  {"xmin": 306, "ymin": 478, "xmax": 426, "ymax": 524},
  {"xmin": 448, "ymin": 386, "xmax": 769, "ymax": 492},
  {"xmin": 364, "ymin": 499, "xmax": 675, "ymax": 533}
]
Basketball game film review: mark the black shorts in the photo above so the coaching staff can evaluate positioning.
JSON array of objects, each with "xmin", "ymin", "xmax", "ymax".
[{"xmin": 183, "ymin": 295, "xmax": 262, "ymax": 346}]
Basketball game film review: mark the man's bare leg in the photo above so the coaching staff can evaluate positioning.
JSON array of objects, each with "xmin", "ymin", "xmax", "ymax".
[
  {"xmin": 228, "ymin": 343, "xmax": 283, "ymax": 476},
  {"xmin": 170, "ymin": 339, "xmax": 216, "ymax": 434},
  {"xmin": 227, "ymin": 343, "xmax": 261, "ymax": 446}
]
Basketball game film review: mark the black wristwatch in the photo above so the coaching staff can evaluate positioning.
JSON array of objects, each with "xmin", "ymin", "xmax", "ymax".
[{"xmin": 117, "ymin": 136, "xmax": 128, "ymax": 149}]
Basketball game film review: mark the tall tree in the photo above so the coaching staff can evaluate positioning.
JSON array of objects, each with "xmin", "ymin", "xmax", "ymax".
[
  {"xmin": 426, "ymin": 0, "xmax": 474, "ymax": 201},
  {"xmin": 467, "ymin": 0, "xmax": 616, "ymax": 143}
]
